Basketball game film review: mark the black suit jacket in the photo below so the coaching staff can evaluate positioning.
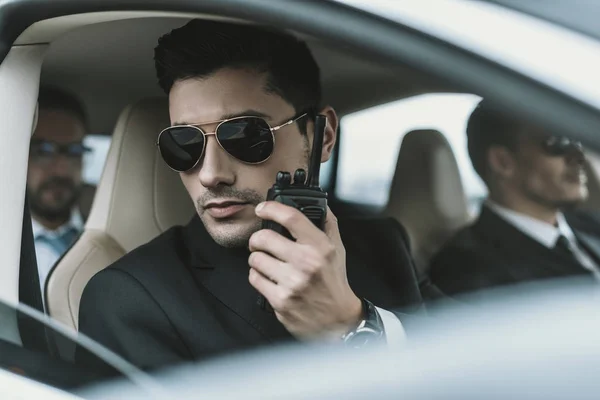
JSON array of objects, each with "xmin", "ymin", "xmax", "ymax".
[
  {"xmin": 75, "ymin": 214, "xmax": 422, "ymax": 374},
  {"xmin": 427, "ymin": 205, "xmax": 600, "ymax": 300}
]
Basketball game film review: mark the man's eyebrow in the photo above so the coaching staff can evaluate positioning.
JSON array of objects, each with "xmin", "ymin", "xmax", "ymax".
[
  {"xmin": 172, "ymin": 109, "xmax": 272, "ymax": 126},
  {"xmin": 221, "ymin": 109, "xmax": 271, "ymax": 120}
]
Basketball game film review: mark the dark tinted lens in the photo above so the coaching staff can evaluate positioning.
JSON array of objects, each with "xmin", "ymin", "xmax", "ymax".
[
  {"xmin": 29, "ymin": 142, "xmax": 56, "ymax": 162},
  {"xmin": 31, "ymin": 141, "xmax": 56, "ymax": 155},
  {"xmin": 158, "ymin": 126, "xmax": 205, "ymax": 171},
  {"xmin": 216, "ymin": 117, "xmax": 273, "ymax": 163},
  {"xmin": 543, "ymin": 137, "xmax": 583, "ymax": 156}
]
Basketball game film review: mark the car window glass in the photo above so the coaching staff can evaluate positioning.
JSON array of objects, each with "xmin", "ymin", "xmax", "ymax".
[
  {"xmin": 83, "ymin": 134, "xmax": 111, "ymax": 185},
  {"xmin": 0, "ymin": 300, "xmax": 154, "ymax": 396},
  {"xmin": 335, "ymin": 93, "xmax": 488, "ymax": 215}
]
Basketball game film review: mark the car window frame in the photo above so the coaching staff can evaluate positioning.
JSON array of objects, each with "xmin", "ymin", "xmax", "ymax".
[{"xmin": 3, "ymin": 299, "xmax": 166, "ymax": 396}]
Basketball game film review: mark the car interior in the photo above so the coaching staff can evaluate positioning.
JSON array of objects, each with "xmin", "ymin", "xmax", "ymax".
[
  {"xmin": 35, "ymin": 14, "xmax": 466, "ymax": 336},
  {"xmin": 5, "ymin": 4, "xmax": 600, "ymax": 393},
  {"xmin": 28, "ymin": 11, "xmax": 600, "ymax": 336}
]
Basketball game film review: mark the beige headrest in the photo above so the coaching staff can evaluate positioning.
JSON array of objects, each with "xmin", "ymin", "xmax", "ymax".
[
  {"xmin": 385, "ymin": 129, "xmax": 469, "ymax": 276},
  {"xmin": 85, "ymin": 97, "xmax": 195, "ymax": 251}
]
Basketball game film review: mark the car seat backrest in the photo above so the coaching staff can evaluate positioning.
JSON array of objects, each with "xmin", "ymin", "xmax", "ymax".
[
  {"xmin": 385, "ymin": 129, "xmax": 471, "ymax": 281},
  {"xmin": 46, "ymin": 97, "xmax": 195, "ymax": 332}
]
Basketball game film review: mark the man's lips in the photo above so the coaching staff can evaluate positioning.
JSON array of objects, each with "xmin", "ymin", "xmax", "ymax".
[
  {"xmin": 204, "ymin": 200, "xmax": 251, "ymax": 219},
  {"xmin": 564, "ymin": 170, "xmax": 586, "ymax": 184}
]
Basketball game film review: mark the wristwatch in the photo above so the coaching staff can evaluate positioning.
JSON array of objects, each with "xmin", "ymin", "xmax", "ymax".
[{"xmin": 341, "ymin": 298, "xmax": 386, "ymax": 348}]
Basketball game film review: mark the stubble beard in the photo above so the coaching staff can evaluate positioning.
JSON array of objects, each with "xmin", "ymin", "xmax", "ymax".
[{"xmin": 200, "ymin": 136, "xmax": 312, "ymax": 248}]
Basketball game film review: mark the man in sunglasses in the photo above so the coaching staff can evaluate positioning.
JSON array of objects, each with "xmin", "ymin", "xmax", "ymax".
[
  {"xmin": 426, "ymin": 99, "xmax": 600, "ymax": 301},
  {"xmin": 27, "ymin": 86, "xmax": 90, "ymax": 302},
  {"xmin": 76, "ymin": 20, "xmax": 422, "ymax": 374}
]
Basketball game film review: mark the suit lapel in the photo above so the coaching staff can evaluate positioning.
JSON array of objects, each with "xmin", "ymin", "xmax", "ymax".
[
  {"xmin": 477, "ymin": 206, "xmax": 589, "ymax": 278},
  {"xmin": 183, "ymin": 216, "xmax": 292, "ymax": 343}
]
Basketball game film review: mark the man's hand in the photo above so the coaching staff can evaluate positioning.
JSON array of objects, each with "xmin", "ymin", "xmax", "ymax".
[{"xmin": 248, "ymin": 201, "xmax": 363, "ymax": 341}]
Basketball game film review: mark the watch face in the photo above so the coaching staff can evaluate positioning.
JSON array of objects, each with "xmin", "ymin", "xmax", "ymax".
[
  {"xmin": 347, "ymin": 331, "xmax": 373, "ymax": 347},
  {"xmin": 342, "ymin": 299, "xmax": 385, "ymax": 348},
  {"xmin": 345, "ymin": 328, "xmax": 382, "ymax": 348}
]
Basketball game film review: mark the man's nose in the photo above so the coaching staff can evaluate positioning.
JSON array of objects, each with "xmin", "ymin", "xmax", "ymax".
[
  {"xmin": 197, "ymin": 136, "xmax": 235, "ymax": 188},
  {"xmin": 566, "ymin": 144, "xmax": 586, "ymax": 165},
  {"xmin": 48, "ymin": 154, "xmax": 75, "ymax": 175}
]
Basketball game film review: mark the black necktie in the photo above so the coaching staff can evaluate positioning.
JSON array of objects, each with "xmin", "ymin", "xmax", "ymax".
[{"xmin": 554, "ymin": 235, "xmax": 578, "ymax": 261}]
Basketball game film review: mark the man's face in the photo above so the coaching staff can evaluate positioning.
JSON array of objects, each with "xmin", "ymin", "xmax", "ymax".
[
  {"xmin": 27, "ymin": 109, "xmax": 86, "ymax": 222},
  {"xmin": 169, "ymin": 68, "xmax": 336, "ymax": 248},
  {"xmin": 510, "ymin": 131, "xmax": 588, "ymax": 208}
]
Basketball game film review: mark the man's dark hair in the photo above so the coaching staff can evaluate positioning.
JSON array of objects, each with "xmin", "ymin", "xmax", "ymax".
[
  {"xmin": 467, "ymin": 99, "xmax": 523, "ymax": 183},
  {"xmin": 154, "ymin": 19, "xmax": 322, "ymax": 133},
  {"xmin": 38, "ymin": 85, "xmax": 88, "ymax": 130}
]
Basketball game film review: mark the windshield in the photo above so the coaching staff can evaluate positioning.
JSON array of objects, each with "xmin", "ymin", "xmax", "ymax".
[{"xmin": 0, "ymin": 299, "xmax": 161, "ymax": 397}]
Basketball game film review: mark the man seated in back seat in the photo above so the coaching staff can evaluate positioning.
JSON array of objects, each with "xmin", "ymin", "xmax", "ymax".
[
  {"xmin": 28, "ymin": 86, "xmax": 90, "ymax": 303},
  {"xmin": 75, "ymin": 19, "xmax": 423, "ymax": 374},
  {"xmin": 428, "ymin": 99, "xmax": 600, "ymax": 300}
]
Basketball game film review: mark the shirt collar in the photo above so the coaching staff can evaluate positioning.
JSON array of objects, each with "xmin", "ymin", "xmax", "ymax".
[
  {"xmin": 485, "ymin": 199, "xmax": 573, "ymax": 249},
  {"xmin": 31, "ymin": 208, "xmax": 84, "ymax": 240}
]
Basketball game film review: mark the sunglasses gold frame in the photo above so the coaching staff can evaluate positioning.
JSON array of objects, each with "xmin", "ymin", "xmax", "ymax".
[
  {"xmin": 157, "ymin": 112, "xmax": 309, "ymax": 172},
  {"xmin": 542, "ymin": 136, "xmax": 584, "ymax": 156}
]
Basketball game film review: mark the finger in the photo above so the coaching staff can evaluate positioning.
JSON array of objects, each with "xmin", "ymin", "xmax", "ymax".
[
  {"xmin": 249, "ymin": 267, "xmax": 278, "ymax": 304},
  {"xmin": 255, "ymin": 201, "xmax": 327, "ymax": 244},
  {"xmin": 248, "ymin": 228, "xmax": 296, "ymax": 262},
  {"xmin": 323, "ymin": 206, "xmax": 342, "ymax": 245},
  {"xmin": 249, "ymin": 268, "xmax": 299, "ymax": 314},
  {"xmin": 248, "ymin": 250, "xmax": 291, "ymax": 284}
]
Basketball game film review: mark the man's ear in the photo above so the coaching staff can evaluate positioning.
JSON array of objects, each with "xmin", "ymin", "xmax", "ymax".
[
  {"xmin": 488, "ymin": 145, "xmax": 516, "ymax": 179},
  {"xmin": 316, "ymin": 105, "xmax": 338, "ymax": 163}
]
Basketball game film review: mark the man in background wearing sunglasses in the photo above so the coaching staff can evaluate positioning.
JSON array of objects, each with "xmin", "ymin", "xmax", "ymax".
[
  {"xmin": 426, "ymin": 99, "xmax": 600, "ymax": 301},
  {"xmin": 27, "ymin": 86, "xmax": 90, "ymax": 303},
  {"xmin": 76, "ymin": 20, "xmax": 422, "ymax": 374}
]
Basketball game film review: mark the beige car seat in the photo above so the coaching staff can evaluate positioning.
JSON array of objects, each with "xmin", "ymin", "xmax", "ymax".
[
  {"xmin": 385, "ymin": 129, "xmax": 471, "ymax": 281},
  {"xmin": 45, "ymin": 97, "xmax": 195, "ymax": 332}
]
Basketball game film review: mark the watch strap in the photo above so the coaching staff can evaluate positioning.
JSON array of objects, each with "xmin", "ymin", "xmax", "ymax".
[{"xmin": 341, "ymin": 298, "xmax": 386, "ymax": 347}]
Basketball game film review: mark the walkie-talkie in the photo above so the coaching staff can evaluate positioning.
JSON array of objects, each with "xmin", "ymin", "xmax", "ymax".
[{"xmin": 257, "ymin": 114, "xmax": 329, "ymax": 311}]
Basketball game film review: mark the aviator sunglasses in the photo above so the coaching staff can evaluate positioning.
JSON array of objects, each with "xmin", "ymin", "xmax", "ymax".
[
  {"xmin": 157, "ymin": 111, "xmax": 310, "ymax": 172},
  {"xmin": 541, "ymin": 136, "xmax": 584, "ymax": 156},
  {"xmin": 30, "ymin": 139, "xmax": 91, "ymax": 163}
]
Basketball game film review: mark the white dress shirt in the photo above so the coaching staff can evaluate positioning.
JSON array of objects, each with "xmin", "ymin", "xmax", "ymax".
[
  {"xmin": 376, "ymin": 306, "xmax": 407, "ymax": 348},
  {"xmin": 31, "ymin": 209, "xmax": 84, "ymax": 306},
  {"xmin": 486, "ymin": 200, "xmax": 600, "ymax": 278}
]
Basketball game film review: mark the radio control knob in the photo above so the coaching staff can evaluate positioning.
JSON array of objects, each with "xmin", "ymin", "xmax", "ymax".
[
  {"xmin": 293, "ymin": 169, "xmax": 307, "ymax": 186},
  {"xmin": 276, "ymin": 171, "xmax": 292, "ymax": 187}
]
